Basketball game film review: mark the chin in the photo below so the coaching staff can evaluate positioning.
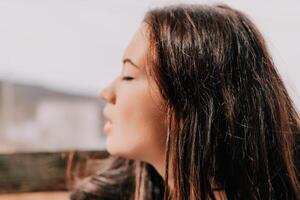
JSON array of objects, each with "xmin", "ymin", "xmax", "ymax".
[
  {"xmin": 105, "ymin": 139, "xmax": 124, "ymax": 157},
  {"xmin": 105, "ymin": 139, "xmax": 117, "ymax": 155},
  {"xmin": 105, "ymin": 138, "xmax": 142, "ymax": 160}
]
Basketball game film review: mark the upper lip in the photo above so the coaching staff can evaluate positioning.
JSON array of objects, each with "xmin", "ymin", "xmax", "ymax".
[{"xmin": 102, "ymin": 108, "xmax": 112, "ymax": 123}]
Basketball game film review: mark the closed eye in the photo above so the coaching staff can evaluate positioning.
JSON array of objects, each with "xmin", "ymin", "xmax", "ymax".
[{"xmin": 122, "ymin": 76, "xmax": 134, "ymax": 81}]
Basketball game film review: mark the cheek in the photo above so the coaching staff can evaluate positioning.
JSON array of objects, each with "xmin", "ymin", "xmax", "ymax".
[{"xmin": 107, "ymin": 83, "xmax": 167, "ymax": 160}]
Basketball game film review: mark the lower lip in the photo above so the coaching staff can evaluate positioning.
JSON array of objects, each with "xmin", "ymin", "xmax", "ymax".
[{"xmin": 104, "ymin": 121, "xmax": 112, "ymax": 133}]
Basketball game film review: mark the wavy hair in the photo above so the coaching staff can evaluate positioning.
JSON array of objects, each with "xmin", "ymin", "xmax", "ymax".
[{"xmin": 70, "ymin": 4, "xmax": 300, "ymax": 200}]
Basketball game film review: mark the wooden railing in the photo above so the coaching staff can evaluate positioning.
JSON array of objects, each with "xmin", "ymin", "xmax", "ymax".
[{"xmin": 0, "ymin": 151, "xmax": 109, "ymax": 194}]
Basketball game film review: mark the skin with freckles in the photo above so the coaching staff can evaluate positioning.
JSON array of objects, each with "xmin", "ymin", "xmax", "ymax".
[
  {"xmin": 100, "ymin": 25, "xmax": 227, "ymax": 199},
  {"xmin": 100, "ymin": 24, "xmax": 229, "ymax": 200},
  {"xmin": 100, "ymin": 25, "xmax": 167, "ymax": 171}
]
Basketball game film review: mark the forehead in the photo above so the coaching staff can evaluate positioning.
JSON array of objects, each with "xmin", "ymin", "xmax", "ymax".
[{"xmin": 122, "ymin": 24, "xmax": 149, "ymax": 68}]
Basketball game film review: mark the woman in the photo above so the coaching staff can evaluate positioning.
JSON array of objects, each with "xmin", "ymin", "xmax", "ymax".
[{"xmin": 70, "ymin": 4, "xmax": 300, "ymax": 200}]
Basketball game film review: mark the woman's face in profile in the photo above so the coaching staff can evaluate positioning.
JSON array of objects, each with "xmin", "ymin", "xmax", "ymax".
[{"xmin": 100, "ymin": 25, "xmax": 167, "ymax": 163}]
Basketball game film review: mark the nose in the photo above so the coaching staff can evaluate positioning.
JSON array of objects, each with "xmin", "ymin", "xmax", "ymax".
[{"xmin": 100, "ymin": 84, "xmax": 116, "ymax": 104}]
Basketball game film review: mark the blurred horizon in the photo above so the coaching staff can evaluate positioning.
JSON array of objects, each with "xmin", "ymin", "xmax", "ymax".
[{"xmin": 0, "ymin": 79, "xmax": 106, "ymax": 153}]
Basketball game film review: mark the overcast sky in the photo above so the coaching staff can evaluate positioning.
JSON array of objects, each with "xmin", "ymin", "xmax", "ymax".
[{"xmin": 0, "ymin": 0, "xmax": 299, "ymax": 107}]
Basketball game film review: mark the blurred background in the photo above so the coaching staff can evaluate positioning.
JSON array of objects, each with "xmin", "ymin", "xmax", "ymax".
[{"xmin": 0, "ymin": 0, "xmax": 299, "ymax": 199}]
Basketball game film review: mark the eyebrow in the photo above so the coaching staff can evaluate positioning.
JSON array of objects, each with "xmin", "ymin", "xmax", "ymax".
[{"xmin": 122, "ymin": 58, "xmax": 140, "ymax": 69}]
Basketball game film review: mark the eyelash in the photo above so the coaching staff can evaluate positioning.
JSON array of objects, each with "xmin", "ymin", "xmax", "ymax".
[{"xmin": 121, "ymin": 76, "xmax": 134, "ymax": 81}]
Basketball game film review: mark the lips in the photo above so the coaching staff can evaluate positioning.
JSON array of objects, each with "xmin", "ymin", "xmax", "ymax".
[
  {"xmin": 104, "ymin": 120, "xmax": 112, "ymax": 133},
  {"xmin": 102, "ymin": 108, "xmax": 112, "ymax": 133}
]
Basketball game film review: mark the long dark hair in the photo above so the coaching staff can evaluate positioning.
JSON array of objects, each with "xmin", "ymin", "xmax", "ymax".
[{"xmin": 70, "ymin": 4, "xmax": 300, "ymax": 200}]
